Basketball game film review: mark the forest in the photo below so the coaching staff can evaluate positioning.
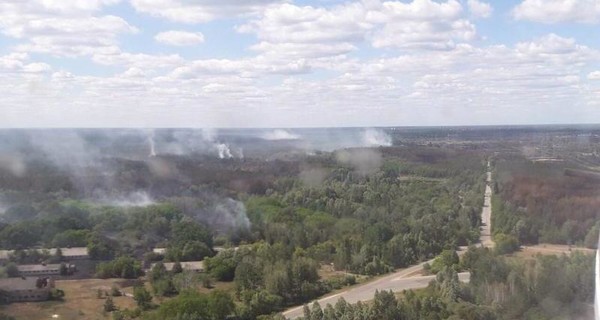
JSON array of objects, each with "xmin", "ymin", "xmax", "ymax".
[
  {"xmin": 491, "ymin": 155, "xmax": 600, "ymax": 248},
  {"xmin": 0, "ymin": 128, "xmax": 597, "ymax": 319}
]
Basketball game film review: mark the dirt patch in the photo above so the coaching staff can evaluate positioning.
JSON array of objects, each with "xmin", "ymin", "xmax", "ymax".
[{"xmin": 516, "ymin": 244, "xmax": 594, "ymax": 259}]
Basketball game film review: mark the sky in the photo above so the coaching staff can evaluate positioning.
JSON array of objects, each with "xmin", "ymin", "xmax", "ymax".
[{"xmin": 0, "ymin": 0, "xmax": 599, "ymax": 128}]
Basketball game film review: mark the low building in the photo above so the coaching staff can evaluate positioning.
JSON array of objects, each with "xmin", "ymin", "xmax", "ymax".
[
  {"xmin": 0, "ymin": 247, "xmax": 89, "ymax": 262},
  {"xmin": 51, "ymin": 247, "xmax": 89, "ymax": 260},
  {"xmin": 17, "ymin": 263, "xmax": 76, "ymax": 277},
  {"xmin": 152, "ymin": 248, "xmax": 166, "ymax": 255},
  {"xmin": 150, "ymin": 261, "xmax": 205, "ymax": 273},
  {"xmin": 0, "ymin": 277, "xmax": 54, "ymax": 302}
]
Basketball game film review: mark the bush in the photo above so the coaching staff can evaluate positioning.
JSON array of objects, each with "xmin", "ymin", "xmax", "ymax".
[{"xmin": 494, "ymin": 233, "xmax": 520, "ymax": 255}]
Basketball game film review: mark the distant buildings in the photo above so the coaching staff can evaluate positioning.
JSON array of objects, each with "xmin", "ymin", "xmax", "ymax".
[
  {"xmin": 150, "ymin": 261, "xmax": 205, "ymax": 273},
  {"xmin": 0, "ymin": 277, "xmax": 54, "ymax": 302},
  {"xmin": 0, "ymin": 247, "xmax": 89, "ymax": 262},
  {"xmin": 17, "ymin": 263, "xmax": 76, "ymax": 277}
]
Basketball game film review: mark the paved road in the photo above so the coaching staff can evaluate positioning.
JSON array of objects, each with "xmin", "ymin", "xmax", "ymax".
[
  {"xmin": 283, "ymin": 271, "xmax": 470, "ymax": 319},
  {"xmin": 480, "ymin": 163, "xmax": 494, "ymax": 248}
]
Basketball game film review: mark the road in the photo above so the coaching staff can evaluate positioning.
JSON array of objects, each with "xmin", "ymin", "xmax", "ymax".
[
  {"xmin": 282, "ymin": 161, "xmax": 493, "ymax": 319},
  {"xmin": 283, "ymin": 270, "xmax": 470, "ymax": 319},
  {"xmin": 480, "ymin": 163, "xmax": 494, "ymax": 248}
]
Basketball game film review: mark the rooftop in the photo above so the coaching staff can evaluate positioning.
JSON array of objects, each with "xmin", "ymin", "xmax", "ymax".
[
  {"xmin": 151, "ymin": 261, "xmax": 204, "ymax": 272},
  {"xmin": 0, "ymin": 277, "xmax": 43, "ymax": 291},
  {"xmin": 17, "ymin": 264, "xmax": 61, "ymax": 272},
  {"xmin": 0, "ymin": 247, "xmax": 88, "ymax": 260}
]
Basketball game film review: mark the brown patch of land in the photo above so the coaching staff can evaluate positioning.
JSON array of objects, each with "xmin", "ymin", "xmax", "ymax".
[{"xmin": 515, "ymin": 244, "xmax": 594, "ymax": 259}]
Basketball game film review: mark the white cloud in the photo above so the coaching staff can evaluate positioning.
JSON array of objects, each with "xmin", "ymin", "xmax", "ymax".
[
  {"xmin": 468, "ymin": 0, "xmax": 492, "ymax": 18},
  {"xmin": 367, "ymin": 0, "xmax": 477, "ymax": 50},
  {"xmin": 513, "ymin": 0, "xmax": 600, "ymax": 24},
  {"xmin": 238, "ymin": 2, "xmax": 370, "ymax": 59},
  {"xmin": 0, "ymin": 1, "xmax": 137, "ymax": 57},
  {"xmin": 589, "ymin": 71, "xmax": 600, "ymax": 80},
  {"xmin": 155, "ymin": 30, "xmax": 205, "ymax": 46},
  {"xmin": 130, "ymin": 0, "xmax": 285, "ymax": 24}
]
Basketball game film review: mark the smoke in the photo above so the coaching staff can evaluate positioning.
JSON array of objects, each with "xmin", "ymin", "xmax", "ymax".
[
  {"xmin": 299, "ymin": 167, "xmax": 329, "ymax": 187},
  {"xmin": 362, "ymin": 128, "xmax": 392, "ymax": 147},
  {"xmin": 96, "ymin": 191, "xmax": 155, "ymax": 207},
  {"xmin": 336, "ymin": 148, "xmax": 383, "ymax": 176},
  {"xmin": 0, "ymin": 153, "xmax": 26, "ymax": 177},
  {"xmin": 148, "ymin": 131, "xmax": 157, "ymax": 157},
  {"xmin": 217, "ymin": 143, "xmax": 233, "ymax": 159},
  {"xmin": 262, "ymin": 129, "xmax": 301, "ymax": 141},
  {"xmin": 170, "ymin": 196, "xmax": 251, "ymax": 234},
  {"xmin": 213, "ymin": 198, "xmax": 251, "ymax": 231}
]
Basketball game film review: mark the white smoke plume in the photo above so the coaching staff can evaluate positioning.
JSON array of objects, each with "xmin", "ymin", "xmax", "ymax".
[
  {"xmin": 214, "ymin": 198, "xmax": 251, "ymax": 231},
  {"xmin": 148, "ymin": 131, "xmax": 157, "ymax": 157},
  {"xmin": 262, "ymin": 129, "xmax": 301, "ymax": 141},
  {"xmin": 217, "ymin": 143, "xmax": 233, "ymax": 159},
  {"xmin": 299, "ymin": 167, "xmax": 329, "ymax": 187},
  {"xmin": 336, "ymin": 148, "xmax": 383, "ymax": 176},
  {"xmin": 97, "ymin": 191, "xmax": 155, "ymax": 207},
  {"xmin": 362, "ymin": 128, "xmax": 392, "ymax": 147},
  {"xmin": 0, "ymin": 153, "xmax": 26, "ymax": 177}
]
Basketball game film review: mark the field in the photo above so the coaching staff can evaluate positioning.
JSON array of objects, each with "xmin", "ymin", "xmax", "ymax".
[{"xmin": 0, "ymin": 279, "xmax": 136, "ymax": 320}]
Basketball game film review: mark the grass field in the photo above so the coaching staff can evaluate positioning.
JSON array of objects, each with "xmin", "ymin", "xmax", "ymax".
[
  {"xmin": 0, "ymin": 276, "xmax": 237, "ymax": 320},
  {"xmin": 0, "ymin": 278, "xmax": 138, "ymax": 320}
]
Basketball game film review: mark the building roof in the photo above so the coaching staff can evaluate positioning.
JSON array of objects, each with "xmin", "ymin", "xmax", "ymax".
[
  {"xmin": 17, "ymin": 264, "xmax": 61, "ymax": 272},
  {"xmin": 151, "ymin": 261, "xmax": 205, "ymax": 272},
  {"xmin": 52, "ymin": 247, "xmax": 88, "ymax": 257},
  {"xmin": 152, "ymin": 248, "xmax": 166, "ymax": 254},
  {"xmin": 0, "ymin": 277, "xmax": 42, "ymax": 291},
  {"xmin": 0, "ymin": 247, "xmax": 88, "ymax": 260}
]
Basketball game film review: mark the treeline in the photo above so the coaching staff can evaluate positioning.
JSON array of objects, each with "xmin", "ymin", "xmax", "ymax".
[
  {"xmin": 492, "ymin": 157, "xmax": 600, "ymax": 247},
  {"xmin": 288, "ymin": 247, "xmax": 594, "ymax": 320},
  {"xmin": 245, "ymin": 154, "xmax": 485, "ymax": 275}
]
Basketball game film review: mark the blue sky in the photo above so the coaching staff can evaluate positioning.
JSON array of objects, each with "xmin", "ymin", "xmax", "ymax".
[{"xmin": 0, "ymin": 0, "xmax": 599, "ymax": 128}]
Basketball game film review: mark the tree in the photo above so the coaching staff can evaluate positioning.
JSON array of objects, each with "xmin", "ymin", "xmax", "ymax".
[
  {"xmin": 104, "ymin": 296, "xmax": 116, "ymax": 312},
  {"xmin": 5, "ymin": 263, "xmax": 18, "ymax": 277},
  {"xmin": 172, "ymin": 261, "xmax": 183, "ymax": 274},
  {"xmin": 155, "ymin": 291, "xmax": 209, "ymax": 319},
  {"xmin": 133, "ymin": 286, "xmax": 153, "ymax": 310},
  {"xmin": 494, "ymin": 233, "xmax": 519, "ymax": 255},
  {"xmin": 87, "ymin": 233, "xmax": 116, "ymax": 260},
  {"xmin": 207, "ymin": 290, "xmax": 234, "ymax": 320}
]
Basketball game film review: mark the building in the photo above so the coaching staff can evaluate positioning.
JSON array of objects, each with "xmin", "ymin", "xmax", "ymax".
[
  {"xmin": 149, "ymin": 261, "xmax": 205, "ymax": 273},
  {"xmin": 152, "ymin": 248, "xmax": 166, "ymax": 255},
  {"xmin": 0, "ymin": 247, "xmax": 89, "ymax": 262},
  {"xmin": 17, "ymin": 263, "xmax": 76, "ymax": 277},
  {"xmin": 51, "ymin": 247, "xmax": 89, "ymax": 260},
  {"xmin": 0, "ymin": 277, "xmax": 54, "ymax": 302}
]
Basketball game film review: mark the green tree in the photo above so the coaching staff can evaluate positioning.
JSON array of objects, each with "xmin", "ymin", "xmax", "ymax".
[
  {"xmin": 207, "ymin": 290, "xmax": 234, "ymax": 320},
  {"xmin": 103, "ymin": 296, "xmax": 116, "ymax": 312},
  {"xmin": 133, "ymin": 286, "xmax": 153, "ymax": 310}
]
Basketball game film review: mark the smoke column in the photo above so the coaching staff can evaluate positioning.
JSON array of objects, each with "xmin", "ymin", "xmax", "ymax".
[
  {"xmin": 595, "ymin": 233, "xmax": 599, "ymax": 320},
  {"xmin": 148, "ymin": 132, "xmax": 157, "ymax": 157}
]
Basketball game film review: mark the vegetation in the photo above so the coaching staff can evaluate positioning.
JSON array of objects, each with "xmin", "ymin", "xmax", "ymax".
[
  {"xmin": 492, "ymin": 156, "xmax": 600, "ymax": 247},
  {"xmin": 291, "ymin": 248, "xmax": 594, "ymax": 320}
]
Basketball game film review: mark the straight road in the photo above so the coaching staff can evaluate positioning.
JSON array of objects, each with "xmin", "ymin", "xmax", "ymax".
[{"xmin": 480, "ymin": 162, "xmax": 494, "ymax": 248}]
